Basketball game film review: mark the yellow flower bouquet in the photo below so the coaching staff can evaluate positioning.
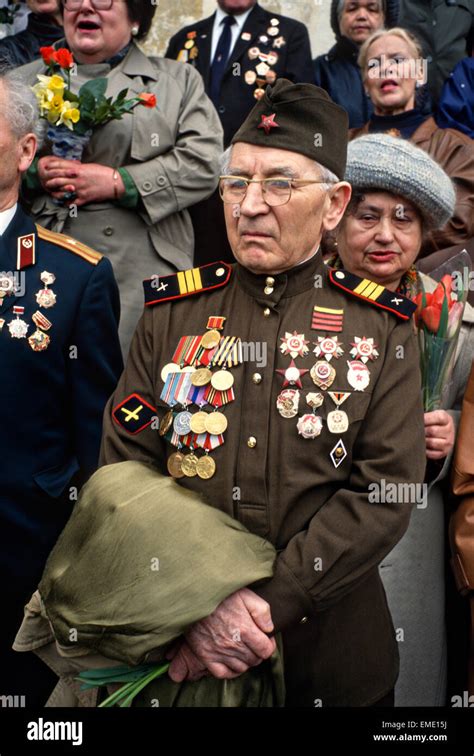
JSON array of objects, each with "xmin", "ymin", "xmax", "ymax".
[{"xmin": 32, "ymin": 46, "xmax": 156, "ymax": 160}]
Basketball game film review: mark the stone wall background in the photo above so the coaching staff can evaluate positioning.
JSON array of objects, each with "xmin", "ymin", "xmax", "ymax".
[{"xmin": 142, "ymin": 0, "xmax": 335, "ymax": 60}]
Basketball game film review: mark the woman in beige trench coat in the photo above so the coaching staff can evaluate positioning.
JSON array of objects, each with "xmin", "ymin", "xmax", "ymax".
[{"xmin": 18, "ymin": 1, "xmax": 223, "ymax": 356}]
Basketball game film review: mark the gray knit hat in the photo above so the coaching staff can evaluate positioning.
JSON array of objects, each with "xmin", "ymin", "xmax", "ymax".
[{"xmin": 345, "ymin": 134, "xmax": 456, "ymax": 229}]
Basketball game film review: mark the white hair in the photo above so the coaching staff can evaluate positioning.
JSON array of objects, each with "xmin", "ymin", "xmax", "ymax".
[
  {"xmin": 219, "ymin": 145, "xmax": 339, "ymax": 192},
  {"xmin": 0, "ymin": 71, "xmax": 44, "ymax": 146}
]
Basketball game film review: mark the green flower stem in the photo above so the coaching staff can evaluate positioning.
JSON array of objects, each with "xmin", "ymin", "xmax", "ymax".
[
  {"xmin": 118, "ymin": 663, "xmax": 170, "ymax": 708},
  {"xmin": 98, "ymin": 663, "xmax": 170, "ymax": 708}
]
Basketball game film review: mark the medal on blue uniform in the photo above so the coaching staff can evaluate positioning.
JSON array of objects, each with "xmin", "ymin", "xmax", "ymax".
[
  {"xmin": 8, "ymin": 306, "xmax": 28, "ymax": 339},
  {"xmin": 36, "ymin": 271, "xmax": 57, "ymax": 309},
  {"xmin": 28, "ymin": 311, "xmax": 52, "ymax": 352}
]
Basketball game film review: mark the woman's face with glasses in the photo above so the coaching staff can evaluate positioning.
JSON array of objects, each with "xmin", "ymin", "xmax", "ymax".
[{"xmin": 62, "ymin": 0, "xmax": 136, "ymax": 64}]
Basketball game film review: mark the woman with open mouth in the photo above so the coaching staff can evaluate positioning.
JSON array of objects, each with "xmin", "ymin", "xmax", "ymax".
[
  {"xmin": 17, "ymin": 0, "xmax": 223, "ymax": 357},
  {"xmin": 350, "ymin": 26, "xmax": 474, "ymax": 260}
]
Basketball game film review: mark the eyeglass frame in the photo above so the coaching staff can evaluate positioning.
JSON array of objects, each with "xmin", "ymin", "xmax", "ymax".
[
  {"xmin": 218, "ymin": 175, "xmax": 336, "ymax": 207},
  {"xmin": 62, "ymin": 0, "xmax": 114, "ymax": 11}
]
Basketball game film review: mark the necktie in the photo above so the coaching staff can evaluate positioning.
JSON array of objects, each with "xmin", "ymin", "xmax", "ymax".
[{"xmin": 210, "ymin": 15, "xmax": 236, "ymax": 106}]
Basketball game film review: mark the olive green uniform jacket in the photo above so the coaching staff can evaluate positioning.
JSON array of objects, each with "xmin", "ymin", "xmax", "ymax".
[{"xmin": 100, "ymin": 252, "xmax": 426, "ymax": 706}]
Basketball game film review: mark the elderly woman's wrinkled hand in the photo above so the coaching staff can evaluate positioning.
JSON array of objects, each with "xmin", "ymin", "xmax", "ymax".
[
  {"xmin": 168, "ymin": 587, "xmax": 276, "ymax": 682},
  {"xmin": 424, "ymin": 410, "xmax": 455, "ymax": 460},
  {"xmin": 38, "ymin": 156, "xmax": 125, "ymax": 206}
]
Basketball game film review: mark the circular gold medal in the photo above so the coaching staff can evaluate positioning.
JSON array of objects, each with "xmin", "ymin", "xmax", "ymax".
[
  {"xmin": 184, "ymin": 39, "xmax": 194, "ymax": 49},
  {"xmin": 190, "ymin": 411, "xmax": 208, "ymax": 434},
  {"xmin": 181, "ymin": 452, "xmax": 199, "ymax": 477},
  {"xmin": 211, "ymin": 370, "xmax": 234, "ymax": 391},
  {"xmin": 205, "ymin": 411, "xmax": 228, "ymax": 435},
  {"xmin": 196, "ymin": 455, "xmax": 216, "ymax": 480},
  {"xmin": 167, "ymin": 451, "xmax": 185, "ymax": 478},
  {"xmin": 201, "ymin": 329, "xmax": 221, "ymax": 349},
  {"xmin": 191, "ymin": 367, "xmax": 212, "ymax": 386},
  {"xmin": 159, "ymin": 410, "xmax": 174, "ymax": 436}
]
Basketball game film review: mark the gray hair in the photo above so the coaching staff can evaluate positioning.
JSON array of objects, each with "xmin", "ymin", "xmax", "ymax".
[
  {"xmin": 0, "ymin": 71, "xmax": 44, "ymax": 145},
  {"xmin": 337, "ymin": 0, "xmax": 384, "ymax": 20},
  {"xmin": 220, "ymin": 146, "xmax": 339, "ymax": 192}
]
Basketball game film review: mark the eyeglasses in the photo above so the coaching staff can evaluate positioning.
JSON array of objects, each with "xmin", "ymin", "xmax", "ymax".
[
  {"xmin": 219, "ymin": 176, "xmax": 334, "ymax": 207},
  {"xmin": 62, "ymin": 0, "xmax": 113, "ymax": 10}
]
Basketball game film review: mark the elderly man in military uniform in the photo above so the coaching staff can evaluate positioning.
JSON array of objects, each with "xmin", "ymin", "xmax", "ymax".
[
  {"xmin": 101, "ymin": 79, "xmax": 426, "ymax": 707},
  {"xmin": 0, "ymin": 73, "xmax": 123, "ymax": 706}
]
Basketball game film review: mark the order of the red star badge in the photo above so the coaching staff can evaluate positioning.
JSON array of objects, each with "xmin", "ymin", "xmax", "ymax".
[{"xmin": 258, "ymin": 113, "xmax": 280, "ymax": 135}]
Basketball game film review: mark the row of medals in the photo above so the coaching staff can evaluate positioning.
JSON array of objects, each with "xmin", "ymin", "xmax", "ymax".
[
  {"xmin": 178, "ymin": 18, "xmax": 286, "ymax": 101},
  {"xmin": 276, "ymin": 332, "xmax": 378, "ymax": 441},
  {"xmin": 0, "ymin": 270, "xmax": 56, "ymax": 351},
  {"xmin": 160, "ymin": 322, "xmax": 238, "ymax": 481},
  {"xmin": 245, "ymin": 18, "xmax": 286, "ymax": 100}
]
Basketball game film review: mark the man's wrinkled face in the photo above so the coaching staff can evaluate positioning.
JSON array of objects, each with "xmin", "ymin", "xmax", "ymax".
[
  {"xmin": 0, "ymin": 91, "xmax": 37, "ymax": 209},
  {"xmin": 339, "ymin": 0, "xmax": 384, "ymax": 45},
  {"xmin": 224, "ymin": 143, "xmax": 350, "ymax": 275}
]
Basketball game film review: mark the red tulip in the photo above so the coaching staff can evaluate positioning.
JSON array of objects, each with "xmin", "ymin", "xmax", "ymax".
[
  {"xmin": 138, "ymin": 93, "xmax": 157, "ymax": 108},
  {"xmin": 421, "ymin": 303, "xmax": 442, "ymax": 333},
  {"xmin": 40, "ymin": 46, "xmax": 56, "ymax": 65},
  {"xmin": 53, "ymin": 48, "xmax": 74, "ymax": 69}
]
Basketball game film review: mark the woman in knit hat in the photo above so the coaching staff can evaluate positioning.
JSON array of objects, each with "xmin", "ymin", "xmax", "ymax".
[
  {"xmin": 350, "ymin": 27, "xmax": 474, "ymax": 258},
  {"xmin": 329, "ymin": 133, "xmax": 474, "ymax": 706}
]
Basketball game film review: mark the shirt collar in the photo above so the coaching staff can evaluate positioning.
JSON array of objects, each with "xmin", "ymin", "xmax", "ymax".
[
  {"xmin": 236, "ymin": 250, "xmax": 326, "ymax": 307},
  {"xmin": 215, "ymin": 5, "xmax": 254, "ymax": 31},
  {"xmin": 0, "ymin": 204, "xmax": 18, "ymax": 237}
]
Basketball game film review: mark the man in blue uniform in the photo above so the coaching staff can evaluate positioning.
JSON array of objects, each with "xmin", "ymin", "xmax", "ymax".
[
  {"xmin": 0, "ymin": 73, "xmax": 123, "ymax": 706},
  {"xmin": 165, "ymin": 0, "xmax": 314, "ymax": 267}
]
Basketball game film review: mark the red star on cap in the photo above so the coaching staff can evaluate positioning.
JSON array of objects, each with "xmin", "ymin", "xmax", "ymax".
[{"xmin": 258, "ymin": 113, "xmax": 280, "ymax": 135}]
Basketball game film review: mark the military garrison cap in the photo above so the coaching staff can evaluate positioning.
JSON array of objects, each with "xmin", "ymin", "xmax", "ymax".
[
  {"xmin": 143, "ymin": 262, "xmax": 232, "ymax": 307},
  {"xmin": 231, "ymin": 78, "xmax": 349, "ymax": 179}
]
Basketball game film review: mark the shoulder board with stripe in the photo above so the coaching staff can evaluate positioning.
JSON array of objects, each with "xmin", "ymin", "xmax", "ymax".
[
  {"xmin": 143, "ymin": 261, "xmax": 232, "ymax": 306},
  {"xmin": 36, "ymin": 225, "xmax": 102, "ymax": 265},
  {"xmin": 328, "ymin": 268, "xmax": 416, "ymax": 320}
]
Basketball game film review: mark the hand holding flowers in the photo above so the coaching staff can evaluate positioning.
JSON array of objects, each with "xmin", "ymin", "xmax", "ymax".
[{"xmin": 413, "ymin": 252, "xmax": 470, "ymax": 413}]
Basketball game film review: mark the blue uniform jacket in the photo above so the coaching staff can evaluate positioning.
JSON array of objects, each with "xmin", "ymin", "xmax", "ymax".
[
  {"xmin": 0, "ymin": 206, "xmax": 123, "ymax": 585},
  {"xmin": 165, "ymin": 3, "xmax": 314, "ymax": 147}
]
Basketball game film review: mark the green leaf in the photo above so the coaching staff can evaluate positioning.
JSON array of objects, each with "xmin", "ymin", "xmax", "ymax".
[
  {"xmin": 79, "ymin": 78, "xmax": 108, "ymax": 101},
  {"xmin": 437, "ymin": 283, "xmax": 449, "ymax": 338},
  {"xmin": 63, "ymin": 89, "xmax": 79, "ymax": 104}
]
